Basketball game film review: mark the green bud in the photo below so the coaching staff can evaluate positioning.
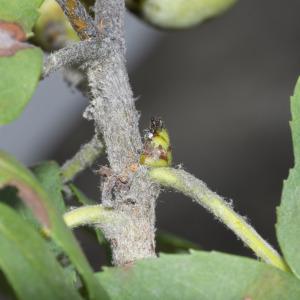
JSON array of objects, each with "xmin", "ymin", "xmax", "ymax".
[
  {"xmin": 126, "ymin": 0, "xmax": 237, "ymax": 29},
  {"xmin": 140, "ymin": 117, "xmax": 172, "ymax": 168}
]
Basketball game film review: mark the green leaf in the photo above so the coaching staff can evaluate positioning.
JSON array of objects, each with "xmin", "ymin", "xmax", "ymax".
[
  {"xmin": 0, "ymin": 151, "xmax": 109, "ymax": 300},
  {"xmin": 0, "ymin": 0, "xmax": 44, "ymax": 125},
  {"xmin": 33, "ymin": 161, "xmax": 66, "ymax": 214},
  {"xmin": 0, "ymin": 0, "xmax": 44, "ymax": 34},
  {"xmin": 0, "ymin": 203, "xmax": 83, "ymax": 300},
  {"xmin": 0, "ymin": 48, "xmax": 43, "ymax": 125},
  {"xmin": 32, "ymin": 162, "xmax": 79, "ymax": 286},
  {"xmin": 277, "ymin": 77, "xmax": 300, "ymax": 278},
  {"xmin": 98, "ymin": 251, "xmax": 300, "ymax": 300}
]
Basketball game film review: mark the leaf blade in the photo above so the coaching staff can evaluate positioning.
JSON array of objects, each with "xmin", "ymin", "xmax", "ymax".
[
  {"xmin": 98, "ymin": 251, "xmax": 300, "ymax": 300},
  {"xmin": 0, "ymin": 203, "xmax": 83, "ymax": 300},
  {"xmin": 0, "ymin": 152, "xmax": 109, "ymax": 300},
  {"xmin": 276, "ymin": 77, "xmax": 300, "ymax": 277},
  {"xmin": 33, "ymin": 161, "xmax": 66, "ymax": 214},
  {"xmin": 0, "ymin": 0, "xmax": 44, "ymax": 125}
]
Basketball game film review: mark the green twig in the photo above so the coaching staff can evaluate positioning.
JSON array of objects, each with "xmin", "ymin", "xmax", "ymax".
[
  {"xmin": 63, "ymin": 204, "xmax": 116, "ymax": 228},
  {"xmin": 149, "ymin": 167, "xmax": 290, "ymax": 272},
  {"xmin": 61, "ymin": 135, "xmax": 104, "ymax": 183}
]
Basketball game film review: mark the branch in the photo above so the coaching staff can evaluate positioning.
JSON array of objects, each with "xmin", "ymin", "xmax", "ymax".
[
  {"xmin": 61, "ymin": 135, "xmax": 104, "ymax": 183},
  {"xmin": 55, "ymin": 0, "xmax": 97, "ymax": 40},
  {"xmin": 42, "ymin": 40, "xmax": 107, "ymax": 78},
  {"xmin": 85, "ymin": 0, "xmax": 142, "ymax": 172},
  {"xmin": 52, "ymin": 0, "xmax": 160, "ymax": 266},
  {"xmin": 149, "ymin": 167, "xmax": 290, "ymax": 272},
  {"xmin": 80, "ymin": 0, "xmax": 160, "ymax": 265},
  {"xmin": 63, "ymin": 204, "xmax": 118, "ymax": 228}
]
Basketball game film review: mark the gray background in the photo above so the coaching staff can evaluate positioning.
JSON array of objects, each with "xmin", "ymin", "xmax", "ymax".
[{"xmin": 2, "ymin": 0, "xmax": 300, "ymax": 269}]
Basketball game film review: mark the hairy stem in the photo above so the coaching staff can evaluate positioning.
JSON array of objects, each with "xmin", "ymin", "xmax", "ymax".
[
  {"xmin": 61, "ymin": 135, "xmax": 104, "ymax": 183},
  {"xmin": 149, "ymin": 167, "xmax": 290, "ymax": 272},
  {"xmin": 42, "ymin": 40, "xmax": 106, "ymax": 78},
  {"xmin": 63, "ymin": 204, "xmax": 117, "ymax": 228},
  {"xmin": 54, "ymin": 0, "xmax": 160, "ymax": 266}
]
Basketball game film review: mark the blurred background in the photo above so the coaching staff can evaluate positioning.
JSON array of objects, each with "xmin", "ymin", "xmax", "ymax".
[{"xmin": 1, "ymin": 0, "xmax": 300, "ymax": 269}]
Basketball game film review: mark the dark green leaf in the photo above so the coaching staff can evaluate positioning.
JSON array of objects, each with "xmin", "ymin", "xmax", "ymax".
[
  {"xmin": 277, "ymin": 77, "xmax": 300, "ymax": 277},
  {"xmin": 0, "ymin": 271, "xmax": 17, "ymax": 300},
  {"xmin": 98, "ymin": 251, "xmax": 300, "ymax": 300},
  {"xmin": 0, "ymin": 203, "xmax": 83, "ymax": 300},
  {"xmin": 0, "ymin": 151, "xmax": 109, "ymax": 300}
]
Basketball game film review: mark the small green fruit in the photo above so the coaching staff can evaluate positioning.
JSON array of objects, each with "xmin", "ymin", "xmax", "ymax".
[{"xmin": 126, "ymin": 0, "xmax": 237, "ymax": 29}]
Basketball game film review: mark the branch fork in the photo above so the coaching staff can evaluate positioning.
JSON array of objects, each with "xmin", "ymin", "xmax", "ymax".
[{"xmin": 54, "ymin": 0, "xmax": 289, "ymax": 271}]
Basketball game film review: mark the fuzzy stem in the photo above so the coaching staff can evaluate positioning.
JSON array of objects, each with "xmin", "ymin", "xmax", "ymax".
[
  {"xmin": 56, "ymin": 0, "xmax": 160, "ymax": 266},
  {"xmin": 42, "ymin": 40, "xmax": 107, "ymax": 78},
  {"xmin": 63, "ymin": 204, "xmax": 117, "ymax": 228},
  {"xmin": 61, "ymin": 135, "xmax": 104, "ymax": 183},
  {"xmin": 149, "ymin": 167, "xmax": 290, "ymax": 272}
]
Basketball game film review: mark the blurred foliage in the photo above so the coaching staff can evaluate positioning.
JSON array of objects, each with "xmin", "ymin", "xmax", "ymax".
[
  {"xmin": 0, "ymin": 0, "xmax": 43, "ymax": 125},
  {"xmin": 33, "ymin": 0, "xmax": 79, "ymax": 51},
  {"xmin": 125, "ymin": 0, "xmax": 237, "ymax": 29}
]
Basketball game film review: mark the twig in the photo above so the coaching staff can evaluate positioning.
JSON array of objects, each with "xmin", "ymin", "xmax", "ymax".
[
  {"xmin": 63, "ymin": 204, "xmax": 117, "ymax": 228},
  {"xmin": 61, "ymin": 135, "xmax": 104, "ymax": 183},
  {"xmin": 42, "ymin": 40, "xmax": 107, "ymax": 78},
  {"xmin": 85, "ymin": 0, "xmax": 141, "ymax": 172},
  {"xmin": 149, "ymin": 167, "xmax": 290, "ymax": 272},
  {"xmin": 55, "ymin": 0, "xmax": 97, "ymax": 39}
]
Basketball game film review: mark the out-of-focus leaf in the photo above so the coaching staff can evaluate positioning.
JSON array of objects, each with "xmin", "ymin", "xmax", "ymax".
[
  {"xmin": 0, "ymin": 48, "xmax": 43, "ymax": 125},
  {"xmin": 0, "ymin": 0, "xmax": 44, "ymax": 125},
  {"xmin": 33, "ymin": 161, "xmax": 66, "ymax": 214},
  {"xmin": 98, "ymin": 250, "xmax": 300, "ymax": 300},
  {"xmin": 0, "ymin": 151, "xmax": 109, "ymax": 300},
  {"xmin": 277, "ymin": 77, "xmax": 300, "ymax": 278},
  {"xmin": 0, "ymin": 203, "xmax": 83, "ymax": 300},
  {"xmin": 33, "ymin": 0, "xmax": 79, "ymax": 51},
  {"xmin": 0, "ymin": 0, "xmax": 44, "ymax": 34},
  {"xmin": 0, "ymin": 186, "xmax": 36, "ymax": 223}
]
